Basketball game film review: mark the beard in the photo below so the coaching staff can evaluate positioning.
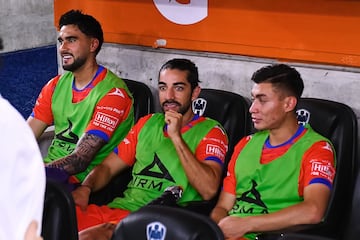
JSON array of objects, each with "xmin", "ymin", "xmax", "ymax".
[{"xmin": 62, "ymin": 56, "xmax": 87, "ymax": 72}]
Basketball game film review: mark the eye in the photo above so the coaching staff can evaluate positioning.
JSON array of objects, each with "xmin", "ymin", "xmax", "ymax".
[
  {"xmin": 68, "ymin": 37, "xmax": 76, "ymax": 43},
  {"xmin": 158, "ymin": 85, "xmax": 166, "ymax": 91},
  {"xmin": 258, "ymin": 98, "xmax": 267, "ymax": 104},
  {"xmin": 175, "ymin": 86, "xmax": 184, "ymax": 91}
]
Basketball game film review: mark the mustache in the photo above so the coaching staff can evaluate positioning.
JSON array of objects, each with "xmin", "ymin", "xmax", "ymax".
[{"xmin": 162, "ymin": 100, "xmax": 181, "ymax": 107}]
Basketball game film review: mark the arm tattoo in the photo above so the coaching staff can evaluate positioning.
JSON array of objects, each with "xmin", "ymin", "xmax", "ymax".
[{"xmin": 47, "ymin": 133, "xmax": 106, "ymax": 175}]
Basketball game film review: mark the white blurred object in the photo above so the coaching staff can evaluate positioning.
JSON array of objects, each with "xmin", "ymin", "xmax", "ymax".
[{"xmin": 154, "ymin": 39, "xmax": 167, "ymax": 48}]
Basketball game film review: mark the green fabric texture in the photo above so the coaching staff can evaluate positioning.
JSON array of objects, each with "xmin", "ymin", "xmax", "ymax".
[
  {"xmin": 108, "ymin": 113, "xmax": 223, "ymax": 212},
  {"xmin": 230, "ymin": 124, "xmax": 331, "ymax": 240},
  {"xmin": 44, "ymin": 69, "xmax": 134, "ymax": 182}
]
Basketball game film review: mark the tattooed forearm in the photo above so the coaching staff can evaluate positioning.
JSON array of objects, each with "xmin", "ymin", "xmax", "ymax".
[{"xmin": 46, "ymin": 133, "xmax": 106, "ymax": 175}]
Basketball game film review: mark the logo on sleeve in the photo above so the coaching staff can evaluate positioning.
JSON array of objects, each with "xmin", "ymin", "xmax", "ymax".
[
  {"xmin": 94, "ymin": 112, "xmax": 118, "ymax": 129},
  {"xmin": 206, "ymin": 144, "xmax": 225, "ymax": 159},
  {"xmin": 310, "ymin": 161, "xmax": 335, "ymax": 180},
  {"xmin": 108, "ymin": 88, "xmax": 125, "ymax": 98}
]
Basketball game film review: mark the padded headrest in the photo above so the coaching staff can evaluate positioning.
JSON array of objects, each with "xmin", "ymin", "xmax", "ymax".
[
  {"xmin": 296, "ymin": 98, "xmax": 357, "ymax": 165},
  {"xmin": 195, "ymin": 88, "xmax": 251, "ymax": 155},
  {"xmin": 112, "ymin": 205, "xmax": 224, "ymax": 240},
  {"xmin": 123, "ymin": 79, "xmax": 154, "ymax": 122}
]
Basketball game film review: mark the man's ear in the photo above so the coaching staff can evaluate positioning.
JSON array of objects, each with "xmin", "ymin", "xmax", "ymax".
[
  {"xmin": 191, "ymin": 86, "xmax": 201, "ymax": 101},
  {"xmin": 90, "ymin": 38, "xmax": 99, "ymax": 53},
  {"xmin": 284, "ymin": 96, "xmax": 297, "ymax": 112}
]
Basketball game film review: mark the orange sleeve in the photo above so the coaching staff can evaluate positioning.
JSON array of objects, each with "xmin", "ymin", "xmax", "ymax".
[
  {"xmin": 32, "ymin": 76, "xmax": 60, "ymax": 125},
  {"xmin": 222, "ymin": 136, "xmax": 251, "ymax": 195},
  {"xmin": 116, "ymin": 114, "xmax": 153, "ymax": 166},
  {"xmin": 298, "ymin": 141, "xmax": 336, "ymax": 196},
  {"xmin": 85, "ymin": 87, "xmax": 133, "ymax": 140},
  {"xmin": 194, "ymin": 125, "xmax": 228, "ymax": 164}
]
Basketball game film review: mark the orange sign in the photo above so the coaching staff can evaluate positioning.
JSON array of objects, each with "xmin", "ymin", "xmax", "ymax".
[{"xmin": 54, "ymin": 0, "xmax": 360, "ymax": 68}]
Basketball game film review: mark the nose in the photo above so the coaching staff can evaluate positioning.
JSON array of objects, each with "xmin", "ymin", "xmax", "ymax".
[
  {"xmin": 58, "ymin": 41, "xmax": 67, "ymax": 52},
  {"xmin": 165, "ymin": 88, "xmax": 175, "ymax": 100},
  {"xmin": 249, "ymin": 101, "xmax": 257, "ymax": 114}
]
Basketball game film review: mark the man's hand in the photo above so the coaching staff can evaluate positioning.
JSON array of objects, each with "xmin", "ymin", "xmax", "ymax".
[
  {"xmin": 164, "ymin": 110, "xmax": 182, "ymax": 139},
  {"xmin": 218, "ymin": 216, "xmax": 250, "ymax": 239},
  {"xmin": 72, "ymin": 185, "xmax": 91, "ymax": 211},
  {"xmin": 79, "ymin": 223, "xmax": 116, "ymax": 240},
  {"xmin": 24, "ymin": 220, "xmax": 43, "ymax": 240}
]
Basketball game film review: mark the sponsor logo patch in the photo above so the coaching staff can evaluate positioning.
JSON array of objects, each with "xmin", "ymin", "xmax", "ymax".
[
  {"xmin": 108, "ymin": 88, "xmax": 125, "ymax": 98},
  {"xmin": 310, "ymin": 161, "xmax": 335, "ymax": 180},
  {"xmin": 206, "ymin": 144, "xmax": 225, "ymax": 159},
  {"xmin": 94, "ymin": 112, "xmax": 118, "ymax": 129}
]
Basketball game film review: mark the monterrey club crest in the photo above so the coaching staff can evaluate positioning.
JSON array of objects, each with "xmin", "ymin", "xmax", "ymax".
[
  {"xmin": 192, "ymin": 97, "xmax": 207, "ymax": 116},
  {"xmin": 147, "ymin": 221, "xmax": 167, "ymax": 240},
  {"xmin": 296, "ymin": 108, "xmax": 311, "ymax": 126}
]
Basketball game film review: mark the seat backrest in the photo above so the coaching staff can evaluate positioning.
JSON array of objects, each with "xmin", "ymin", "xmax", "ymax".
[
  {"xmin": 296, "ymin": 98, "xmax": 358, "ymax": 237},
  {"xmin": 123, "ymin": 79, "xmax": 154, "ymax": 122},
  {"xmin": 183, "ymin": 89, "xmax": 251, "ymax": 214},
  {"xmin": 111, "ymin": 205, "xmax": 225, "ymax": 240},
  {"xmin": 41, "ymin": 179, "xmax": 78, "ymax": 240},
  {"xmin": 272, "ymin": 170, "xmax": 360, "ymax": 240},
  {"xmin": 194, "ymin": 88, "xmax": 252, "ymax": 165},
  {"xmin": 343, "ymin": 167, "xmax": 360, "ymax": 240},
  {"xmin": 89, "ymin": 79, "xmax": 154, "ymax": 205}
]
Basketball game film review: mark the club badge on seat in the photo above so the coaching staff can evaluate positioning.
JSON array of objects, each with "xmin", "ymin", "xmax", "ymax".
[
  {"xmin": 296, "ymin": 109, "xmax": 311, "ymax": 126},
  {"xmin": 147, "ymin": 221, "xmax": 167, "ymax": 240},
  {"xmin": 192, "ymin": 98, "xmax": 207, "ymax": 116}
]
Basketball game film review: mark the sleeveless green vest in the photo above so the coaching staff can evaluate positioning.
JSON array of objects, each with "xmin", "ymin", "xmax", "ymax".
[
  {"xmin": 44, "ymin": 70, "xmax": 134, "ymax": 182},
  {"xmin": 230, "ymin": 124, "xmax": 331, "ymax": 240},
  {"xmin": 108, "ymin": 113, "xmax": 222, "ymax": 211}
]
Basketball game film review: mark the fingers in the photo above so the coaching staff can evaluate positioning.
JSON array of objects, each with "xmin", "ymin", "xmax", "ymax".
[
  {"xmin": 79, "ymin": 223, "xmax": 116, "ymax": 240},
  {"xmin": 101, "ymin": 223, "xmax": 117, "ymax": 231},
  {"xmin": 165, "ymin": 111, "xmax": 181, "ymax": 125},
  {"xmin": 24, "ymin": 220, "xmax": 43, "ymax": 240}
]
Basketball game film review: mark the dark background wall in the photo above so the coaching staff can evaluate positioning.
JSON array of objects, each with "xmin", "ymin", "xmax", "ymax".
[{"xmin": 0, "ymin": 45, "xmax": 58, "ymax": 118}]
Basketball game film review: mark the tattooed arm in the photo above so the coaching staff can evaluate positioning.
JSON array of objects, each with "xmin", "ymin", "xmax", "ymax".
[{"xmin": 46, "ymin": 133, "xmax": 106, "ymax": 175}]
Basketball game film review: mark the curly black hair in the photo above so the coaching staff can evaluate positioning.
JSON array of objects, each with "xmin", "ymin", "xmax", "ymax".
[{"xmin": 59, "ymin": 10, "xmax": 103, "ymax": 55}]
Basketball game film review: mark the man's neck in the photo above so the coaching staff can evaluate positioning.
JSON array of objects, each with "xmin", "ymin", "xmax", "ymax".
[
  {"xmin": 181, "ymin": 111, "xmax": 196, "ymax": 128},
  {"xmin": 268, "ymin": 118, "xmax": 300, "ymax": 146},
  {"xmin": 72, "ymin": 62, "xmax": 99, "ymax": 90}
]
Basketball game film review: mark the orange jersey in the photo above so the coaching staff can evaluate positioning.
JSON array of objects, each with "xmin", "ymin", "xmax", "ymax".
[
  {"xmin": 115, "ymin": 114, "xmax": 229, "ymax": 167},
  {"xmin": 223, "ymin": 129, "xmax": 335, "ymax": 197}
]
